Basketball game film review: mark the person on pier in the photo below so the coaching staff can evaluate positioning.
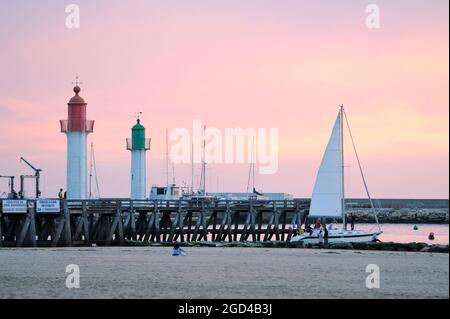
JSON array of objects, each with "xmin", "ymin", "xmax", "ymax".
[{"xmin": 58, "ymin": 188, "xmax": 64, "ymax": 200}]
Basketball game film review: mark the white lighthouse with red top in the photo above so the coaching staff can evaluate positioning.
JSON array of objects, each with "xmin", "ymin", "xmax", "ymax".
[{"xmin": 60, "ymin": 79, "xmax": 94, "ymax": 199}]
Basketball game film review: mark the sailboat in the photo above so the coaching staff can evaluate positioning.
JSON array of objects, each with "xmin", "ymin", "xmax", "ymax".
[{"xmin": 291, "ymin": 105, "xmax": 382, "ymax": 244}]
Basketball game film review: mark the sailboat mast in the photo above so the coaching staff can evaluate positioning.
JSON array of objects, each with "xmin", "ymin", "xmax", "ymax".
[
  {"xmin": 165, "ymin": 128, "xmax": 169, "ymax": 187},
  {"xmin": 191, "ymin": 143, "xmax": 194, "ymax": 194},
  {"xmin": 246, "ymin": 136, "xmax": 256, "ymax": 193},
  {"xmin": 200, "ymin": 125, "xmax": 206, "ymax": 194},
  {"xmin": 340, "ymin": 105, "xmax": 346, "ymax": 229},
  {"xmin": 89, "ymin": 142, "xmax": 93, "ymax": 199},
  {"xmin": 252, "ymin": 136, "xmax": 256, "ymax": 191}
]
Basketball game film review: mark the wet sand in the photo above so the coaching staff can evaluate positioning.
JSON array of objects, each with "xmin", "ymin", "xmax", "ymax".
[{"xmin": 0, "ymin": 247, "xmax": 448, "ymax": 299}]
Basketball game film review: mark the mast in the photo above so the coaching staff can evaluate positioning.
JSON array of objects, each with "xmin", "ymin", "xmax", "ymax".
[
  {"xmin": 340, "ymin": 105, "xmax": 346, "ymax": 229},
  {"xmin": 165, "ymin": 128, "xmax": 169, "ymax": 187},
  {"xmin": 201, "ymin": 125, "xmax": 206, "ymax": 194},
  {"xmin": 252, "ymin": 136, "xmax": 255, "ymax": 192},
  {"xmin": 246, "ymin": 136, "xmax": 256, "ymax": 193},
  {"xmin": 89, "ymin": 142, "xmax": 101, "ymax": 199},
  {"xmin": 191, "ymin": 143, "xmax": 194, "ymax": 194},
  {"xmin": 89, "ymin": 142, "xmax": 93, "ymax": 199},
  {"xmin": 172, "ymin": 165, "xmax": 176, "ymax": 185}
]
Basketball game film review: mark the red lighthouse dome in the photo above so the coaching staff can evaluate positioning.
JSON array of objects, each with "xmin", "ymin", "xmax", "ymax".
[
  {"xmin": 60, "ymin": 82, "xmax": 94, "ymax": 133},
  {"xmin": 68, "ymin": 85, "xmax": 86, "ymax": 104}
]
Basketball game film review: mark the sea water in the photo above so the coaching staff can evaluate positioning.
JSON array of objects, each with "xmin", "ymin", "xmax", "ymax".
[{"xmin": 355, "ymin": 223, "xmax": 449, "ymax": 244}]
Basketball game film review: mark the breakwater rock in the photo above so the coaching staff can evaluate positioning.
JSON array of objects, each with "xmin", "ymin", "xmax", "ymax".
[{"xmin": 347, "ymin": 208, "xmax": 449, "ymax": 224}]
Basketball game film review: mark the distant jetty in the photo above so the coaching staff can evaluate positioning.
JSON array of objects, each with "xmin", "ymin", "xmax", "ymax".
[
  {"xmin": 341, "ymin": 198, "xmax": 449, "ymax": 224},
  {"xmin": 347, "ymin": 208, "xmax": 448, "ymax": 224}
]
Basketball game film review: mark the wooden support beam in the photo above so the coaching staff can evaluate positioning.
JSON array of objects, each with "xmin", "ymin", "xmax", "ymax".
[
  {"xmin": 240, "ymin": 211, "xmax": 251, "ymax": 241},
  {"xmin": 249, "ymin": 207, "xmax": 257, "ymax": 242},
  {"xmin": 5, "ymin": 217, "xmax": 18, "ymax": 242},
  {"xmin": 168, "ymin": 212, "xmax": 179, "ymax": 242},
  {"xmin": 116, "ymin": 203, "xmax": 124, "ymax": 245},
  {"xmin": 144, "ymin": 211, "xmax": 156, "ymax": 242},
  {"xmin": 105, "ymin": 216, "xmax": 115, "ymax": 245},
  {"xmin": 280, "ymin": 211, "xmax": 287, "ymax": 241},
  {"xmin": 274, "ymin": 209, "xmax": 280, "ymax": 241},
  {"xmin": 135, "ymin": 212, "xmax": 147, "ymax": 240},
  {"xmin": 177, "ymin": 211, "xmax": 185, "ymax": 242},
  {"xmin": 186, "ymin": 212, "xmax": 193, "ymax": 242},
  {"xmin": 63, "ymin": 202, "xmax": 72, "ymax": 247},
  {"xmin": 28, "ymin": 206, "xmax": 37, "ymax": 247},
  {"xmin": 160, "ymin": 212, "xmax": 171, "ymax": 242},
  {"xmin": 130, "ymin": 201, "xmax": 136, "ymax": 240},
  {"xmin": 257, "ymin": 212, "xmax": 263, "ymax": 241},
  {"xmin": 153, "ymin": 208, "xmax": 161, "ymax": 243},
  {"xmin": 16, "ymin": 215, "xmax": 30, "ymax": 247},
  {"xmin": 82, "ymin": 202, "xmax": 90, "ymax": 245},
  {"xmin": 192, "ymin": 211, "xmax": 203, "ymax": 242},
  {"xmin": 264, "ymin": 212, "xmax": 275, "ymax": 241},
  {"xmin": 90, "ymin": 214, "xmax": 100, "ymax": 240},
  {"xmin": 209, "ymin": 212, "xmax": 218, "ymax": 242},
  {"xmin": 226, "ymin": 209, "xmax": 233, "ymax": 242},
  {"xmin": 286, "ymin": 209, "xmax": 300, "ymax": 242},
  {"xmin": 106, "ymin": 202, "xmax": 123, "ymax": 245},
  {"xmin": 216, "ymin": 211, "xmax": 228, "ymax": 242},
  {"xmin": 233, "ymin": 212, "xmax": 240, "ymax": 242},
  {"xmin": 36, "ymin": 216, "xmax": 46, "ymax": 241},
  {"xmin": 72, "ymin": 216, "xmax": 84, "ymax": 240},
  {"xmin": 123, "ymin": 213, "xmax": 131, "ymax": 237}
]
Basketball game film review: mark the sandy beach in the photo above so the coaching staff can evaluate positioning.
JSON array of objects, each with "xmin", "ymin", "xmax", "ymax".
[{"xmin": 0, "ymin": 247, "xmax": 448, "ymax": 299}]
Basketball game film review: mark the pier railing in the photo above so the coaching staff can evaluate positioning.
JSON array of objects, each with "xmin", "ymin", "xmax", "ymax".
[{"xmin": 0, "ymin": 198, "xmax": 309, "ymax": 247}]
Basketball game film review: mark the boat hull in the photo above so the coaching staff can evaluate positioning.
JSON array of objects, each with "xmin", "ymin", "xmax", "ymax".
[{"xmin": 290, "ymin": 229, "xmax": 381, "ymax": 244}]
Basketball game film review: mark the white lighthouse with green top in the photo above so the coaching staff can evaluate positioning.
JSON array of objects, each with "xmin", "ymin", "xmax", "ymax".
[{"xmin": 127, "ymin": 118, "xmax": 151, "ymax": 199}]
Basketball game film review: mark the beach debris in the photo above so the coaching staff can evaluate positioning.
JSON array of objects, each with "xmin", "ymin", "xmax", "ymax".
[
  {"xmin": 413, "ymin": 224, "xmax": 419, "ymax": 230},
  {"xmin": 428, "ymin": 232, "xmax": 435, "ymax": 241},
  {"xmin": 172, "ymin": 243, "xmax": 186, "ymax": 256}
]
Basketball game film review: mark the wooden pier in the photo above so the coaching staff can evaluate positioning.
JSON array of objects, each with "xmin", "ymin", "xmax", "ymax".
[{"xmin": 0, "ymin": 199, "xmax": 309, "ymax": 247}]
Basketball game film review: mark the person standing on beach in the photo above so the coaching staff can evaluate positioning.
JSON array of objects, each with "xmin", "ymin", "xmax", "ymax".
[{"xmin": 350, "ymin": 213, "xmax": 356, "ymax": 231}]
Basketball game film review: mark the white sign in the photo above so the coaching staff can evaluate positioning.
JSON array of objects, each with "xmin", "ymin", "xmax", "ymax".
[
  {"xmin": 37, "ymin": 199, "xmax": 61, "ymax": 213},
  {"xmin": 2, "ymin": 200, "xmax": 28, "ymax": 213}
]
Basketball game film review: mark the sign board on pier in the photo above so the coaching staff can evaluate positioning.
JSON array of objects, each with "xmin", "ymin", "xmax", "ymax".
[
  {"xmin": 2, "ymin": 200, "xmax": 28, "ymax": 213},
  {"xmin": 36, "ymin": 199, "xmax": 61, "ymax": 213}
]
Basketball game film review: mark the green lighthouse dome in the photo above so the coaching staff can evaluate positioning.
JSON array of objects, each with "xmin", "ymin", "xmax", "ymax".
[{"xmin": 131, "ymin": 119, "xmax": 146, "ymax": 150}]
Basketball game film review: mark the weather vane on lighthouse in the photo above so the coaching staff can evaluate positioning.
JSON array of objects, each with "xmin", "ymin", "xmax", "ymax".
[
  {"xmin": 72, "ymin": 75, "xmax": 83, "ymax": 87},
  {"xmin": 135, "ymin": 111, "xmax": 142, "ymax": 122}
]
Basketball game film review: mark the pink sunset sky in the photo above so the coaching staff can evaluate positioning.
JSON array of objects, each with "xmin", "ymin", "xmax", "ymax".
[{"xmin": 0, "ymin": 0, "xmax": 448, "ymax": 199}]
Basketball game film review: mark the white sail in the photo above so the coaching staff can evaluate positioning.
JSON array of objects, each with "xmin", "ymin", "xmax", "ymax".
[{"xmin": 309, "ymin": 113, "xmax": 342, "ymax": 218}]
